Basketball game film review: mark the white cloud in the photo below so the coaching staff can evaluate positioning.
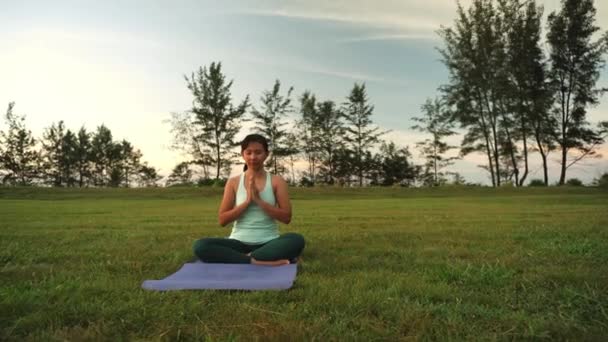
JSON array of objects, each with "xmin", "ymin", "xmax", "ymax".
[
  {"xmin": 240, "ymin": 7, "xmax": 442, "ymax": 33},
  {"xmin": 237, "ymin": 0, "xmax": 608, "ymax": 45},
  {"xmin": 339, "ymin": 33, "xmax": 439, "ymax": 43},
  {"xmin": 235, "ymin": 0, "xmax": 468, "ymax": 30}
]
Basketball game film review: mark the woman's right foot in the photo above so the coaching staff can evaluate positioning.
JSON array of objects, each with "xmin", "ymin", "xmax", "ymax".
[{"xmin": 250, "ymin": 257, "xmax": 290, "ymax": 266}]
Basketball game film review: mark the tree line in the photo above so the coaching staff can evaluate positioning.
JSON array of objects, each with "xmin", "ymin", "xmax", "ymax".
[
  {"xmin": 168, "ymin": 0, "xmax": 608, "ymax": 188},
  {"xmin": 2, "ymin": 0, "xmax": 608, "ymax": 188},
  {"xmin": 438, "ymin": 0, "xmax": 608, "ymax": 186},
  {"xmin": 167, "ymin": 66, "xmax": 421, "ymax": 187},
  {"xmin": 0, "ymin": 102, "xmax": 161, "ymax": 187}
]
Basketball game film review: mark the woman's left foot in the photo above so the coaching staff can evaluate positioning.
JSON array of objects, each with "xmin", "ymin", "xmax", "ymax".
[{"xmin": 250, "ymin": 257, "xmax": 290, "ymax": 266}]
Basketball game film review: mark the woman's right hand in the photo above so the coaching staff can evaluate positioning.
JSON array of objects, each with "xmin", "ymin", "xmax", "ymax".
[{"xmin": 245, "ymin": 175, "xmax": 257, "ymax": 205}]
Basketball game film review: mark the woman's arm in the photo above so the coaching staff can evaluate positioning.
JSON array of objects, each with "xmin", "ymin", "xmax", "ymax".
[
  {"xmin": 252, "ymin": 175, "xmax": 292, "ymax": 224},
  {"xmin": 218, "ymin": 177, "xmax": 250, "ymax": 227}
]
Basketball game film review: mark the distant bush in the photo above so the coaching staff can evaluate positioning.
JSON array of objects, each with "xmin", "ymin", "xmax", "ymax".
[
  {"xmin": 299, "ymin": 177, "xmax": 314, "ymax": 187},
  {"xmin": 167, "ymin": 182, "xmax": 195, "ymax": 188},
  {"xmin": 566, "ymin": 178, "xmax": 584, "ymax": 187},
  {"xmin": 593, "ymin": 172, "xmax": 608, "ymax": 189},
  {"xmin": 196, "ymin": 178, "xmax": 214, "ymax": 186},
  {"xmin": 528, "ymin": 179, "xmax": 546, "ymax": 187},
  {"xmin": 212, "ymin": 178, "xmax": 227, "ymax": 187},
  {"xmin": 196, "ymin": 178, "xmax": 227, "ymax": 187}
]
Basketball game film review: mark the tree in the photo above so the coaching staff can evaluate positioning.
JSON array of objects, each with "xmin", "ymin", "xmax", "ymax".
[
  {"xmin": 439, "ymin": 0, "xmax": 504, "ymax": 187},
  {"xmin": 378, "ymin": 141, "xmax": 418, "ymax": 186},
  {"xmin": 547, "ymin": 0, "xmax": 608, "ymax": 185},
  {"xmin": 316, "ymin": 100, "xmax": 344, "ymax": 184},
  {"xmin": 592, "ymin": 171, "xmax": 608, "ymax": 188},
  {"xmin": 412, "ymin": 98, "xmax": 458, "ymax": 186},
  {"xmin": 296, "ymin": 91, "xmax": 321, "ymax": 185},
  {"xmin": 504, "ymin": 0, "xmax": 554, "ymax": 186},
  {"xmin": 251, "ymin": 79, "xmax": 295, "ymax": 175},
  {"xmin": 74, "ymin": 127, "xmax": 92, "ymax": 187},
  {"xmin": 138, "ymin": 164, "xmax": 162, "ymax": 187},
  {"xmin": 118, "ymin": 140, "xmax": 142, "ymax": 188},
  {"xmin": 342, "ymin": 83, "xmax": 385, "ymax": 186},
  {"xmin": 283, "ymin": 131, "xmax": 300, "ymax": 185},
  {"xmin": 40, "ymin": 121, "xmax": 68, "ymax": 186},
  {"xmin": 167, "ymin": 111, "xmax": 213, "ymax": 179},
  {"xmin": 61, "ymin": 129, "xmax": 78, "ymax": 187},
  {"xmin": 179, "ymin": 62, "xmax": 250, "ymax": 180},
  {"xmin": 448, "ymin": 171, "xmax": 467, "ymax": 185},
  {"xmin": 90, "ymin": 125, "xmax": 114, "ymax": 186},
  {"xmin": 166, "ymin": 161, "xmax": 194, "ymax": 186},
  {"xmin": 88, "ymin": 125, "xmax": 141, "ymax": 187},
  {"xmin": 40, "ymin": 121, "xmax": 80, "ymax": 187},
  {"xmin": 0, "ymin": 102, "xmax": 39, "ymax": 186},
  {"xmin": 332, "ymin": 147, "xmax": 357, "ymax": 186}
]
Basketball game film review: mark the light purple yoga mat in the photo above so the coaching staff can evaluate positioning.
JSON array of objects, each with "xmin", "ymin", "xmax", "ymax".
[{"xmin": 141, "ymin": 261, "xmax": 298, "ymax": 291}]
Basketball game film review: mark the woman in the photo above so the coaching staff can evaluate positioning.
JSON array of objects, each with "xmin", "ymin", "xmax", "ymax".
[{"xmin": 193, "ymin": 134, "xmax": 305, "ymax": 266}]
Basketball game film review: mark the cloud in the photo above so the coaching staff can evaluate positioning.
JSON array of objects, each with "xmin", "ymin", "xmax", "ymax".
[
  {"xmin": 339, "ymin": 33, "xmax": 439, "ymax": 43},
  {"xmin": 233, "ymin": 0, "xmax": 464, "ymax": 33},
  {"xmin": 235, "ymin": 0, "xmax": 608, "ymax": 45},
  {"xmin": 295, "ymin": 65, "xmax": 410, "ymax": 87},
  {"xmin": 241, "ymin": 8, "xmax": 441, "ymax": 32}
]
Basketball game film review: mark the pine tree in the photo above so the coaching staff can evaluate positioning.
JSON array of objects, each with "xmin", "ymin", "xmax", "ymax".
[
  {"xmin": 251, "ymin": 79, "xmax": 295, "ymax": 175},
  {"xmin": 296, "ymin": 91, "xmax": 321, "ymax": 184},
  {"xmin": 181, "ymin": 62, "xmax": 250, "ymax": 179},
  {"xmin": 316, "ymin": 101, "xmax": 344, "ymax": 184},
  {"xmin": 0, "ymin": 102, "xmax": 39, "ymax": 186},
  {"xmin": 341, "ymin": 83, "xmax": 385, "ymax": 186},
  {"xmin": 40, "ymin": 121, "xmax": 67, "ymax": 186},
  {"xmin": 74, "ymin": 127, "xmax": 92, "ymax": 187},
  {"xmin": 412, "ymin": 98, "xmax": 457, "ymax": 186}
]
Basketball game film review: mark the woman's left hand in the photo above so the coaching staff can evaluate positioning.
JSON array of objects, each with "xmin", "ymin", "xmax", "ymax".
[{"xmin": 247, "ymin": 175, "xmax": 260, "ymax": 203}]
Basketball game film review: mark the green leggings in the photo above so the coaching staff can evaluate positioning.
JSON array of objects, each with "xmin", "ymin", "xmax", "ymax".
[{"xmin": 193, "ymin": 232, "xmax": 305, "ymax": 264}]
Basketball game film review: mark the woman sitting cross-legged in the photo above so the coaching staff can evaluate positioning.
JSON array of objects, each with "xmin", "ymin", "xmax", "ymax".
[{"xmin": 193, "ymin": 134, "xmax": 305, "ymax": 266}]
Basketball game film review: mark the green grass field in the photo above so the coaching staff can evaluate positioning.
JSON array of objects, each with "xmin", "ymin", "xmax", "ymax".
[{"xmin": 1, "ymin": 186, "xmax": 607, "ymax": 341}]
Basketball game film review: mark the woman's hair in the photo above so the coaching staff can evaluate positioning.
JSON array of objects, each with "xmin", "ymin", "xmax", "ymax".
[{"xmin": 241, "ymin": 134, "xmax": 269, "ymax": 171}]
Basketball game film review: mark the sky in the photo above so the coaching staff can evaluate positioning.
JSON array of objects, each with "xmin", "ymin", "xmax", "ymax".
[{"xmin": 1, "ymin": 0, "xmax": 608, "ymax": 185}]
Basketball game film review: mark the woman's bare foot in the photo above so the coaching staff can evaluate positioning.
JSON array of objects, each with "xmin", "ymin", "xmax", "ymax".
[{"xmin": 250, "ymin": 257, "xmax": 290, "ymax": 266}]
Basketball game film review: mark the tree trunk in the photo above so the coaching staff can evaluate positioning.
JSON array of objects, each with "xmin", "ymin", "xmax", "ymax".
[
  {"xmin": 519, "ymin": 126, "xmax": 529, "ymax": 187},
  {"xmin": 558, "ymin": 75, "xmax": 570, "ymax": 186},
  {"xmin": 518, "ymin": 99, "xmax": 530, "ymax": 187},
  {"xmin": 478, "ymin": 99, "xmax": 495, "ymax": 186},
  {"xmin": 491, "ymin": 120, "xmax": 501, "ymax": 187},
  {"xmin": 433, "ymin": 143, "xmax": 438, "ymax": 186},
  {"xmin": 533, "ymin": 122, "xmax": 549, "ymax": 186},
  {"xmin": 358, "ymin": 148, "xmax": 363, "ymax": 187},
  {"xmin": 559, "ymin": 144, "xmax": 567, "ymax": 185},
  {"xmin": 504, "ymin": 125, "xmax": 519, "ymax": 186},
  {"xmin": 541, "ymin": 151, "xmax": 548, "ymax": 186},
  {"xmin": 481, "ymin": 91, "xmax": 500, "ymax": 186},
  {"xmin": 215, "ymin": 132, "xmax": 221, "ymax": 180}
]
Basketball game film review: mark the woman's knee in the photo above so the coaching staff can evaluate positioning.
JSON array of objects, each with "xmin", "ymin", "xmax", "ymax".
[
  {"xmin": 192, "ymin": 238, "xmax": 213, "ymax": 258},
  {"xmin": 282, "ymin": 232, "xmax": 305, "ymax": 250}
]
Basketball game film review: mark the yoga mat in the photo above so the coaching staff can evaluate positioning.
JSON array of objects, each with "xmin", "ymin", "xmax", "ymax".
[{"xmin": 141, "ymin": 261, "xmax": 298, "ymax": 291}]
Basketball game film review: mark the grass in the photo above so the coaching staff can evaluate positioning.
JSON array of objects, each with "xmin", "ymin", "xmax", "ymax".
[{"xmin": 1, "ymin": 186, "xmax": 607, "ymax": 340}]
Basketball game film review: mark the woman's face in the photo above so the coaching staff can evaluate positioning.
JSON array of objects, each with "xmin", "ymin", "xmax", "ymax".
[{"xmin": 241, "ymin": 142, "xmax": 268, "ymax": 170}]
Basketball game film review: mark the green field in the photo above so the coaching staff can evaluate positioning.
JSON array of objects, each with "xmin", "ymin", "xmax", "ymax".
[{"xmin": 1, "ymin": 186, "xmax": 607, "ymax": 341}]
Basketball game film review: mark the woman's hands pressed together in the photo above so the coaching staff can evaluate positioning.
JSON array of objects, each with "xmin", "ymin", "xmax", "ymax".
[{"xmin": 246, "ymin": 174, "xmax": 260, "ymax": 204}]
